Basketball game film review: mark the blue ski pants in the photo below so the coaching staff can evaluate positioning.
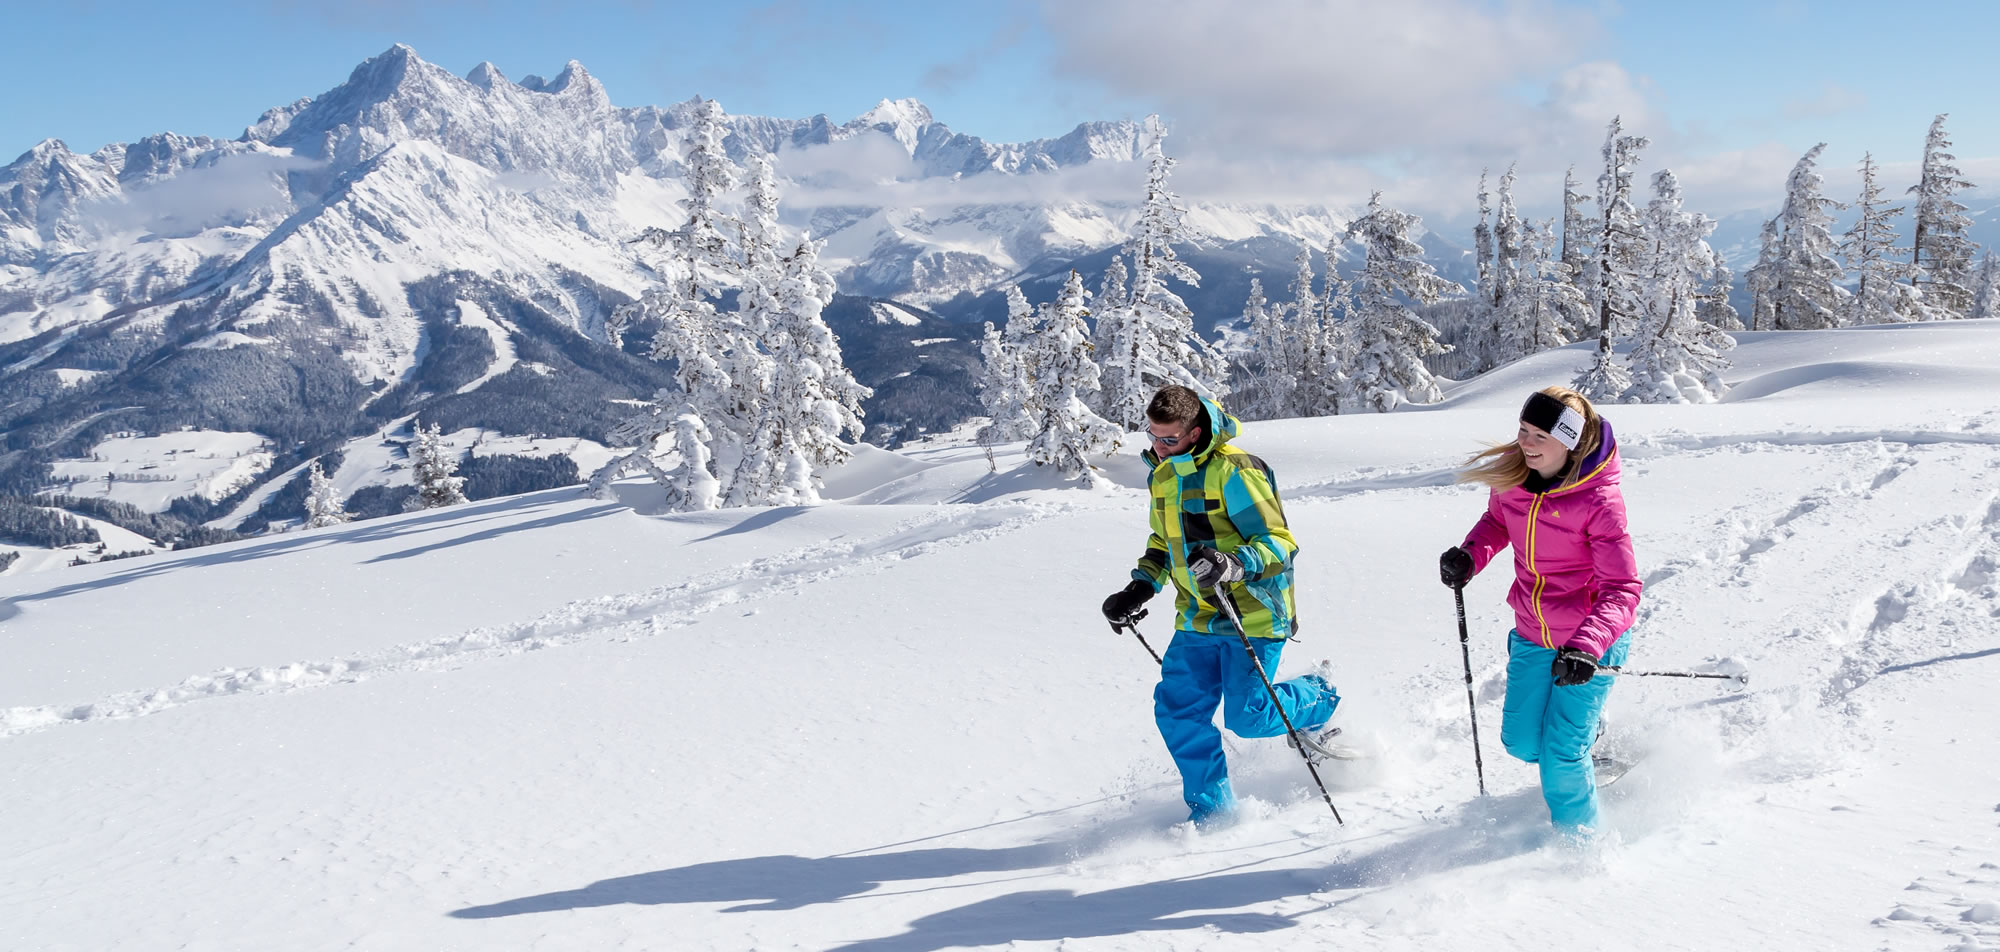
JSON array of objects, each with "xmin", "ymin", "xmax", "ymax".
[
  {"xmin": 1500, "ymin": 631, "xmax": 1630, "ymax": 833},
  {"xmin": 1154, "ymin": 631, "xmax": 1340, "ymax": 824}
]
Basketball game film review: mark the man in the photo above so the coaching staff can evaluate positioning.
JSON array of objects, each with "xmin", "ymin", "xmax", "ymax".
[{"xmin": 1101, "ymin": 385, "xmax": 1341, "ymax": 826}]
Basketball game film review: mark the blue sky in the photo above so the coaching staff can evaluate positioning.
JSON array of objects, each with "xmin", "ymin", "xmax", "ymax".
[{"xmin": 11, "ymin": 0, "xmax": 1993, "ymax": 217}]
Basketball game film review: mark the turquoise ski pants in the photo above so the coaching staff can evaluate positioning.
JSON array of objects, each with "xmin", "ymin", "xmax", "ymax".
[
  {"xmin": 1154, "ymin": 631, "xmax": 1340, "ymax": 824},
  {"xmin": 1501, "ymin": 632, "xmax": 1630, "ymax": 833}
]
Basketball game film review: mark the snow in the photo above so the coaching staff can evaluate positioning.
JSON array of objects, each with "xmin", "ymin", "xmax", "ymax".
[
  {"xmin": 45, "ymin": 430, "xmax": 272, "ymax": 512},
  {"xmin": 49, "ymin": 367, "xmax": 103, "ymax": 387},
  {"xmin": 450, "ymin": 298, "xmax": 519, "ymax": 393},
  {"xmin": 183, "ymin": 331, "xmax": 273, "ymax": 350},
  {"xmin": 0, "ymin": 509, "xmax": 158, "ymax": 576},
  {"xmin": 872, "ymin": 300, "xmax": 927, "ymax": 325},
  {"xmin": 4, "ymin": 323, "xmax": 2000, "ymax": 950}
]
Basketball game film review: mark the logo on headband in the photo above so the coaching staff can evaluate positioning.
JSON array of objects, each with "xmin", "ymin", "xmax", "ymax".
[{"xmin": 1551, "ymin": 408, "xmax": 1583, "ymax": 449}]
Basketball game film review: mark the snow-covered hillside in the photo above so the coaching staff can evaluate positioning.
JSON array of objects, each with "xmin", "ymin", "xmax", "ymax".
[
  {"xmin": 4, "ymin": 324, "xmax": 1999, "ymax": 950},
  {"xmin": 0, "ymin": 42, "xmax": 1355, "ymax": 520}
]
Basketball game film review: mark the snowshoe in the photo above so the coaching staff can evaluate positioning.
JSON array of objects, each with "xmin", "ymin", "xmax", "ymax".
[{"xmin": 1287, "ymin": 721, "xmax": 1364, "ymax": 764}]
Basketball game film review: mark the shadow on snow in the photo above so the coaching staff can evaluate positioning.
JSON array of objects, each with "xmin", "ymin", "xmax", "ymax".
[{"xmin": 449, "ymin": 788, "xmax": 1555, "ymax": 949}]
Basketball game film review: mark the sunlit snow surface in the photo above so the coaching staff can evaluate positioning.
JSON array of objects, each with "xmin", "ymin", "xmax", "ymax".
[{"xmin": 4, "ymin": 324, "xmax": 2000, "ymax": 950}]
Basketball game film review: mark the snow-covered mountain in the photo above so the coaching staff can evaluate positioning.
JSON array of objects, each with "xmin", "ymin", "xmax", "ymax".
[{"xmin": 0, "ymin": 44, "xmax": 1345, "ymax": 522}]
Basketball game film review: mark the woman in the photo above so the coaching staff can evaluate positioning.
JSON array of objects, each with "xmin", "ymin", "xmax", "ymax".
[{"xmin": 1438, "ymin": 386, "xmax": 1642, "ymax": 837}]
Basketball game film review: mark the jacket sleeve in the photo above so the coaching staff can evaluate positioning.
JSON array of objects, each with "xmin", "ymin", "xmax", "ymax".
[
  {"xmin": 1132, "ymin": 498, "xmax": 1170, "ymax": 591},
  {"xmin": 1461, "ymin": 490, "xmax": 1512, "ymax": 575},
  {"xmin": 1567, "ymin": 487, "xmax": 1643, "ymax": 657},
  {"xmin": 1221, "ymin": 462, "xmax": 1298, "ymax": 580}
]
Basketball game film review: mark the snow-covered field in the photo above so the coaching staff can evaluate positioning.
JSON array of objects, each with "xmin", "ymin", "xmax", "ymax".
[
  {"xmin": 4, "ymin": 324, "xmax": 1999, "ymax": 951},
  {"xmin": 45, "ymin": 430, "xmax": 271, "ymax": 512}
]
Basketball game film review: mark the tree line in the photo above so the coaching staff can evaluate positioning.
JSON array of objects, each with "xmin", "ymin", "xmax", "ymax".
[{"xmin": 977, "ymin": 112, "xmax": 1994, "ymax": 481}]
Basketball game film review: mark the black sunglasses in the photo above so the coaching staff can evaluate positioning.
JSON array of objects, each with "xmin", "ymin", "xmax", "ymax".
[{"xmin": 1149, "ymin": 429, "xmax": 1192, "ymax": 448}]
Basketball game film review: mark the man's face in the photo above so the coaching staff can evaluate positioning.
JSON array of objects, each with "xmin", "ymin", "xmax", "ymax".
[{"xmin": 1147, "ymin": 419, "xmax": 1200, "ymax": 455}]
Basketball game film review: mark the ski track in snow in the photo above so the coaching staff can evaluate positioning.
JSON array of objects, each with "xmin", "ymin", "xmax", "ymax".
[
  {"xmin": 0, "ymin": 501, "xmax": 1077, "ymax": 737},
  {"xmin": 1613, "ymin": 437, "xmax": 2000, "ymax": 798},
  {"xmin": 15, "ymin": 425, "xmax": 1984, "ymax": 769}
]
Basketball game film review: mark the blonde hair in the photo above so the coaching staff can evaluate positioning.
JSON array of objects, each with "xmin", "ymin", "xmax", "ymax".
[{"xmin": 1458, "ymin": 386, "xmax": 1603, "ymax": 490}]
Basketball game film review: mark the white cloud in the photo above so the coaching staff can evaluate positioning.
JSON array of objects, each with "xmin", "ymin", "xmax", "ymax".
[
  {"xmin": 776, "ymin": 134, "xmax": 920, "ymax": 189},
  {"xmin": 777, "ymin": 145, "xmax": 1144, "ymax": 209},
  {"xmin": 1042, "ymin": 0, "xmax": 1616, "ymax": 158},
  {"xmin": 91, "ymin": 151, "xmax": 322, "ymax": 235},
  {"xmin": 1023, "ymin": 0, "xmax": 1690, "ymax": 220}
]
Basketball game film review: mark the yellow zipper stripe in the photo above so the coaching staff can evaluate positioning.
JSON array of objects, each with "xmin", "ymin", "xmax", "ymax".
[
  {"xmin": 1548, "ymin": 449, "xmax": 1616, "ymax": 497},
  {"xmin": 1525, "ymin": 493, "xmax": 1553, "ymax": 648}
]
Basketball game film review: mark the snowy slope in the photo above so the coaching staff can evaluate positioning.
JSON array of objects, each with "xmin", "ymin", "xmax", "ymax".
[{"xmin": 3, "ymin": 325, "xmax": 2000, "ymax": 950}]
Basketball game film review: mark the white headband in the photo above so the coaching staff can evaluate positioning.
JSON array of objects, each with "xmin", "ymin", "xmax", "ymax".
[{"xmin": 1547, "ymin": 407, "xmax": 1585, "ymax": 450}]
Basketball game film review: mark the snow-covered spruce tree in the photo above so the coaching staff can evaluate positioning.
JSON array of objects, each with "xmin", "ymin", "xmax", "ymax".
[
  {"xmin": 1494, "ymin": 164, "xmax": 1523, "ymax": 311},
  {"xmin": 1455, "ymin": 166, "xmax": 1524, "ymax": 374},
  {"xmin": 1248, "ymin": 242, "xmax": 1328, "ymax": 416},
  {"xmin": 1623, "ymin": 169, "xmax": 1734, "ymax": 404},
  {"xmin": 303, "ymin": 461, "xmax": 352, "ymax": 529},
  {"xmin": 1025, "ymin": 270, "xmax": 1122, "ymax": 480},
  {"xmin": 977, "ymin": 285, "xmax": 1040, "ymax": 442},
  {"xmin": 1132, "ymin": 116, "xmax": 1227, "ymax": 411},
  {"xmin": 1909, "ymin": 114, "xmax": 1980, "ymax": 317},
  {"xmin": 608, "ymin": 96, "xmax": 740, "ymax": 350},
  {"xmin": 1089, "ymin": 256, "xmax": 1137, "ymax": 423},
  {"xmin": 1341, "ymin": 192, "xmax": 1460, "ymax": 411},
  {"xmin": 1767, "ymin": 144, "xmax": 1849, "ymax": 330},
  {"xmin": 1497, "ymin": 218, "xmax": 1588, "ymax": 358},
  {"xmin": 1697, "ymin": 258, "xmax": 1745, "ymax": 332},
  {"xmin": 1233, "ymin": 277, "xmax": 1291, "ymax": 420},
  {"xmin": 1460, "ymin": 170, "xmax": 1501, "ymax": 374},
  {"xmin": 731, "ymin": 236, "xmax": 871, "ymax": 506},
  {"xmin": 1840, "ymin": 152, "xmax": 1918, "ymax": 325},
  {"xmin": 1284, "ymin": 245, "xmax": 1318, "ymax": 399},
  {"xmin": 592, "ymin": 102, "xmax": 863, "ymax": 509},
  {"xmin": 1973, "ymin": 252, "xmax": 2000, "ymax": 321},
  {"xmin": 1474, "ymin": 169, "xmax": 1496, "ymax": 307},
  {"xmin": 593, "ymin": 97, "xmax": 752, "ymax": 503},
  {"xmin": 1575, "ymin": 117, "xmax": 1650, "ymax": 400},
  {"xmin": 1292, "ymin": 241, "xmax": 1357, "ymax": 417},
  {"xmin": 1096, "ymin": 116, "xmax": 1228, "ymax": 427},
  {"xmin": 1744, "ymin": 218, "xmax": 1781, "ymax": 332},
  {"xmin": 587, "ymin": 392, "xmax": 722, "ymax": 508},
  {"xmin": 404, "ymin": 421, "xmax": 468, "ymax": 511},
  {"xmin": 1561, "ymin": 165, "xmax": 1597, "ymax": 301}
]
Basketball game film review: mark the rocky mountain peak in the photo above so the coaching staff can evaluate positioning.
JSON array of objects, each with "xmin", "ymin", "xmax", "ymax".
[
  {"xmin": 465, "ymin": 61, "xmax": 507, "ymax": 90},
  {"xmin": 846, "ymin": 98, "xmax": 936, "ymax": 154}
]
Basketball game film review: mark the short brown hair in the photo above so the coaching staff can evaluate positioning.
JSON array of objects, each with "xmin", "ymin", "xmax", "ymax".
[{"xmin": 1146, "ymin": 385, "xmax": 1203, "ymax": 426}]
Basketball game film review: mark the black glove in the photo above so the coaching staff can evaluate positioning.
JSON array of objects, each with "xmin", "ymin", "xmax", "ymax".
[
  {"xmin": 1439, "ymin": 546, "xmax": 1473, "ymax": 589},
  {"xmin": 1552, "ymin": 646, "xmax": 1600, "ymax": 686},
  {"xmin": 1188, "ymin": 547, "xmax": 1245, "ymax": 589},
  {"xmin": 1102, "ymin": 580, "xmax": 1154, "ymax": 624}
]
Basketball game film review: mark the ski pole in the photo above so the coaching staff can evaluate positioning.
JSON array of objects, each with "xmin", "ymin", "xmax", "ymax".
[
  {"xmin": 1452, "ymin": 586, "xmax": 1489, "ymax": 798},
  {"xmin": 1213, "ymin": 583, "xmax": 1343, "ymax": 825},
  {"xmin": 1598, "ymin": 666, "xmax": 1750, "ymax": 686},
  {"xmin": 1108, "ymin": 608, "xmax": 1161, "ymax": 664}
]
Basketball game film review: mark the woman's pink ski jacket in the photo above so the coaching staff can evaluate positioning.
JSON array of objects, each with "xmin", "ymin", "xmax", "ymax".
[{"xmin": 1460, "ymin": 418, "xmax": 1642, "ymax": 658}]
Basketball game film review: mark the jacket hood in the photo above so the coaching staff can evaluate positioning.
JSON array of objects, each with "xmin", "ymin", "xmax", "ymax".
[{"xmin": 1549, "ymin": 416, "xmax": 1620, "ymax": 496}]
